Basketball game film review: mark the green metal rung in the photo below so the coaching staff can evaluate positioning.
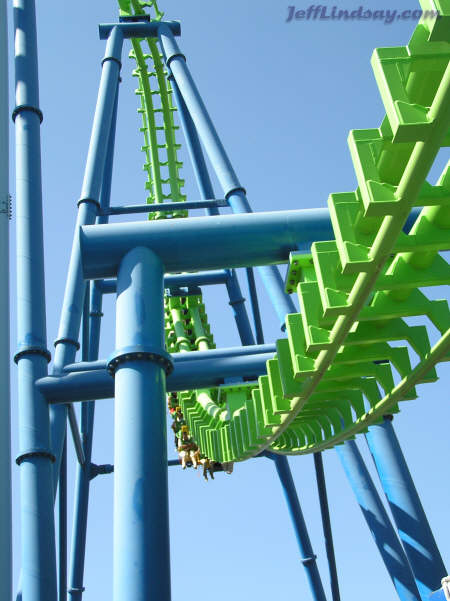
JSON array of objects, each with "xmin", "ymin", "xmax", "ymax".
[
  {"xmin": 418, "ymin": 0, "xmax": 450, "ymax": 42},
  {"xmin": 372, "ymin": 44, "xmax": 450, "ymax": 143}
]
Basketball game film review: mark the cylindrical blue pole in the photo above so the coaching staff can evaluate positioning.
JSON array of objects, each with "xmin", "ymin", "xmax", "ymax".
[
  {"xmin": 67, "ymin": 286, "xmax": 98, "ymax": 601},
  {"xmin": 50, "ymin": 26, "xmax": 123, "ymax": 492},
  {"xmin": 169, "ymin": 75, "xmax": 218, "ymax": 215},
  {"xmin": 157, "ymin": 23, "xmax": 296, "ymax": 328},
  {"xmin": 59, "ymin": 435, "xmax": 67, "ymax": 601},
  {"xmin": 13, "ymin": 1, "xmax": 58, "ymax": 600},
  {"xmin": 336, "ymin": 439, "xmax": 421, "ymax": 601},
  {"xmin": 225, "ymin": 269, "xmax": 255, "ymax": 346},
  {"xmin": 79, "ymin": 208, "xmax": 335, "ymax": 279},
  {"xmin": 366, "ymin": 417, "xmax": 446, "ymax": 600},
  {"xmin": 113, "ymin": 247, "xmax": 171, "ymax": 601},
  {"xmin": 170, "ymin": 75, "xmax": 258, "ymax": 343},
  {"xmin": 313, "ymin": 453, "xmax": 340, "ymax": 601},
  {"xmin": 68, "ymin": 84, "xmax": 119, "ymax": 601},
  {"xmin": 98, "ymin": 270, "xmax": 230, "ymax": 295},
  {"xmin": 39, "ymin": 351, "xmax": 275, "ymax": 403},
  {"xmin": 272, "ymin": 454, "xmax": 327, "ymax": 601},
  {"xmin": 245, "ymin": 268, "xmax": 265, "ymax": 344},
  {"xmin": 0, "ymin": 2, "xmax": 12, "ymax": 598}
]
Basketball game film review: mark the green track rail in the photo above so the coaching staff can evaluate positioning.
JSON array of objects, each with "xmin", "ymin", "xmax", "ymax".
[{"xmin": 119, "ymin": 0, "xmax": 450, "ymax": 464}]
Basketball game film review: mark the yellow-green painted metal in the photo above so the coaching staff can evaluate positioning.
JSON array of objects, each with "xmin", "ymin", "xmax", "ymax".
[{"xmin": 120, "ymin": 0, "xmax": 449, "ymax": 464}]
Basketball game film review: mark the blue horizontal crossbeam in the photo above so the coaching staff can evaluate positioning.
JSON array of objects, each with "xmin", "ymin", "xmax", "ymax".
[
  {"xmin": 97, "ymin": 270, "xmax": 230, "ymax": 295},
  {"xmin": 62, "ymin": 343, "xmax": 276, "ymax": 373},
  {"xmin": 104, "ymin": 199, "xmax": 228, "ymax": 215},
  {"xmin": 81, "ymin": 206, "xmax": 422, "ymax": 280},
  {"xmin": 98, "ymin": 21, "xmax": 181, "ymax": 40},
  {"xmin": 80, "ymin": 208, "xmax": 335, "ymax": 279},
  {"xmin": 38, "ymin": 349, "xmax": 276, "ymax": 402}
]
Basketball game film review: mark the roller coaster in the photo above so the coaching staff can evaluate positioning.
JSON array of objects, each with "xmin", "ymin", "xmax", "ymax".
[{"xmin": 1, "ymin": 0, "xmax": 449, "ymax": 600}]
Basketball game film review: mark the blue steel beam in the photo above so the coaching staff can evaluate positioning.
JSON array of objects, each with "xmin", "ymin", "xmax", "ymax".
[
  {"xmin": 366, "ymin": 417, "xmax": 447, "ymax": 600},
  {"xmin": 0, "ymin": 1, "xmax": 11, "ymax": 598},
  {"xmin": 336, "ymin": 439, "xmax": 421, "ymax": 601},
  {"xmin": 97, "ymin": 270, "xmax": 230, "ymax": 294},
  {"xmin": 268, "ymin": 453, "xmax": 327, "ymax": 601},
  {"xmin": 170, "ymin": 75, "xmax": 257, "ymax": 343},
  {"xmin": 50, "ymin": 26, "xmax": 123, "ymax": 494},
  {"xmin": 158, "ymin": 23, "xmax": 297, "ymax": 328},
  {"xmin": 79, "ymin": 208, "xmax": 335, "ymax": 279},
  {"xmin": 313, "ymin": 453, "xmax": 341, "ymax": 601},
  {"xmin": 13, "ymin": 1, "xmax": 58, "ymax": 599},
  {"xmin": 99, "ymin": 21, "xmax": 180, "ymax": 40},
  {"xmin": 113, "ymin": 246, "xmax": 171, "ymax": 601},
  {"xmin": 103, "ymin": 198, "xmax": 228, "ymax": 215},
  {"xmin": 169, "ymin": 75, "xmax": 218, "ymax": 216},
  {"xmin": 59, "ymin": 437, "xmax": 67, "ymax": 601},
  {"xmin": 63, "ymin": 343, "xmax": 277, "ymax": 372},
  {"xmin": 245, "ymin": 267, "xmax": 265, "ymax": 344},
  {"xmin": 225, "ymin": 269, "xmax": 255, "ymax": 345},
  {"xmin": 69, "ymin": 83, "xmax": 119, "ymax": 601},
  {"xmin": 38, "ymin": 351, "xmax": 275, "ymax": 403}
]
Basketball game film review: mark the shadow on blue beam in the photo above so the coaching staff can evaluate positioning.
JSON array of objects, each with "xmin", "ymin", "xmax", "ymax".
[{"xmin": 99, "ymin": 21, "xmax": 180, "ymax": 40}]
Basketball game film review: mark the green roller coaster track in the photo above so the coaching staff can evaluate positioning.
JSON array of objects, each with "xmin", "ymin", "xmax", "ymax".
[{"xmin": 119, "ymin": 0, "xmax": 450, "ymax": 464}]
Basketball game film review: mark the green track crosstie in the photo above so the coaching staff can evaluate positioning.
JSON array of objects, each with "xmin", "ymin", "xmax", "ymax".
[{"xmin": 120, "ymin": 0, "xmax": 450, "ymax": 463}]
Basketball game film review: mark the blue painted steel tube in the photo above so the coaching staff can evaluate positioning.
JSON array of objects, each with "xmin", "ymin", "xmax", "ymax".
[
  {"xmin": 39, "ymin": 351, "xmax": 275, "ymax": 403},
  {"xmin": 63, "ymin": 343, "xmax": 277, "ymax": 372},
  {"xmin": 366, "ymin": 418, "xmax": 446, "ymax": 600},
  {"xmin": 225, "ymin": 269, "xmax": 255, "ymax": 345},
  {"xmin": 69, "ymin": 85, "xmax": 119, "ymax": 601},
  {"xmin": 99, "ymin": 20, "xmax": 180, "ymax": 40},
  {"xmin": 105, "ymin": 198, "xmax": 227, "ymax": 215},
  {"xmin": 80, "ymin": 208, "xmax": 335, "ymax": 279},
  {"xmin": 336, "ymin": 440, "xmax": 421, "ymax": 601},
  {"xmin": 157, "ymin": 23, "xmax": 296, "ymax": 328},
  {"xmin": 245, "ymin": 268, "xmax": 265, "ymax": 344},
  {"xmin": 98, "ymin": 270, "xmax": 230, "ymax": 295},
  {"xmin": 13, "ymin": 1, "xmax": 58, "ymax": 600},
  {"xmin": 59, "ymin": 436, "xmax": 67, "ymax": 601},
  {"xmin": 67, "ymin": 285, "xmax": 100, "ymax": 601},
  {"xmin": 271, "ymin": 454, "xmax": 327, "ymax": 601},
  {"xmin": 313, "ymin": 453, "xmax": 340, "ymax": 601},
  {"xmin": 0, "ymin": 2, "xmax": 12, "ymax": 599},
  {"xmin": 50, "ymin": 26, "xmax": 123, "ymax": 492},
  {"xmin": 113, "ymin": 247, "xmax": 171, "ymax": 601},
  {"xmin": 170, "ymin": 75, "xmax": 258, "ymax": 343},
  {"xmin": 169, "ymin": 76, "xmax": 218, "ymax": 215}
]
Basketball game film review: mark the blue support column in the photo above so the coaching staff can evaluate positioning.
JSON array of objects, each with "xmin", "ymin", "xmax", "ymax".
[
  {"xmin": 59, "ymin": 435, "xmax": 67, "ymax": 601},
  {"xmin": 80, "ymin": 208, "xmax": 335, "ymax": 279},
  {"xmin": 245, "ymin": 267, "xmax": 265, "ymax": 344},
  {"xmin": 336, "ymin": 439, "xmax": 421, "ymax": 601},
  {"xmin": 171, "ymin": 75, "xmax": 257, "ymax": 344},
  {"xmin": 269, "ymin": 454, "xmax": 327, "ymax": 601},
  {"xmin": 225, "ymin": 269, "xmax": 255, "ymax": 346},
  {"xmin": 112, "ymin": 247, "xmax": 171, "ymax": 601},
  {"xmin": 68, "ymin": 85, "xmax": 119, "ymax": 601},
  {"xmin": 13, "ymin": 1, "xmax": 58, "ymax": 600},
  {"xmin": 366, "ymin": 417, "xmax": 446, "ymax": 600},
  {"xmin": 313, "ymin": 453, "xmax": 340, "ymax": 601},
  {"xmin": 0, "ymin": 2, "xmax": 12, "ymax": 599},
  {"xmin": 158, "ymin": 23, "xmax": 296, "ymax": 330},
  {"xmin": 50, "ymin": 25, "xmax": 123, "ymax": 490},
  {"xmin": 169, "ymin": 75, "xmax": 218, "ymax": 215}
]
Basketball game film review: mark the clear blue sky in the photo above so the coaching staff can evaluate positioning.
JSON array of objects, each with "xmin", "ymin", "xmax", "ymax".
[{"xmin": 6, "ymin": 1, "xmax": 450, "ymax": 600}]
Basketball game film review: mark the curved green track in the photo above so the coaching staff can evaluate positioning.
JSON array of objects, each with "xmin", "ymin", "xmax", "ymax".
[{"xmin": 119, "ymin": 0, "xmax": 450, "ymax": 463}]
